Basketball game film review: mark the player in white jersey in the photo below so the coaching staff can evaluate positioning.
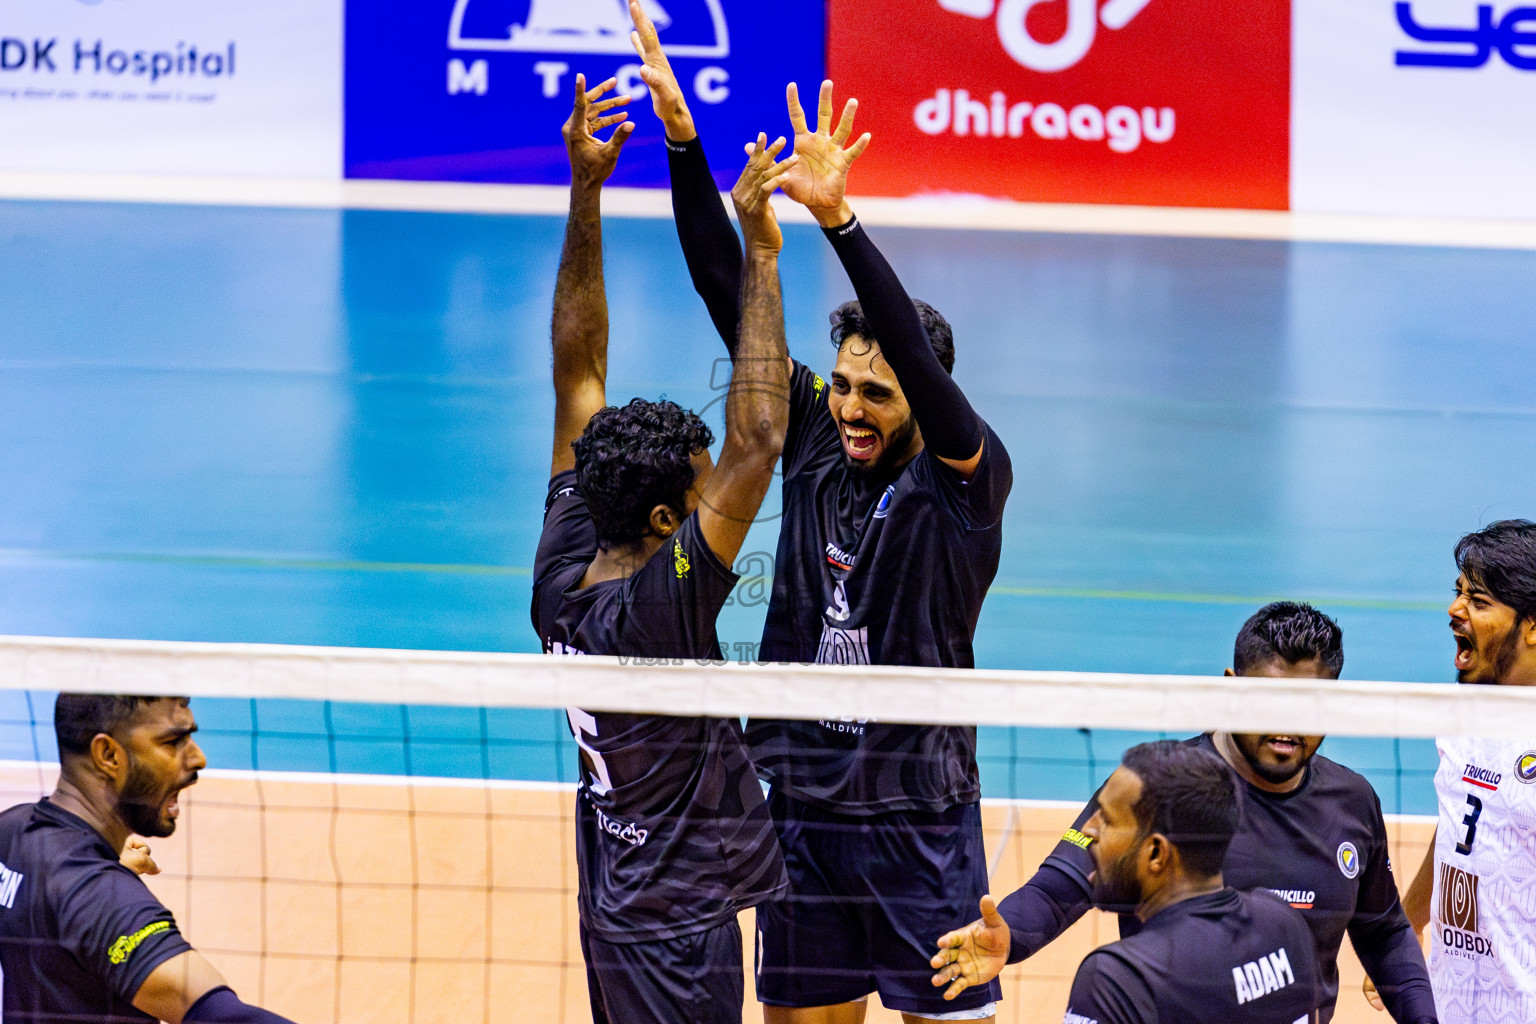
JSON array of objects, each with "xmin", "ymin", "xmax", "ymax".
[{"xmin": 1394, "ymin": 521, "xmax": 1536, "ymax": 1024}]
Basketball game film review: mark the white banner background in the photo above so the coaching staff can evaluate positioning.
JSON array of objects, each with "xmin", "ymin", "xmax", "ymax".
[
  {"xmin": 1293, "ymin": 0, "xmax": 1536, "ymax": 220},
  {"xmin": 0, "ymin": 0, "xmax": 341, "ymax": 178}
]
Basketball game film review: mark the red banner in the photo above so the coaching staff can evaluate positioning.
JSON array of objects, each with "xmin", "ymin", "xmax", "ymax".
[{"xmin": 828, "ymin": 0, "xmax": 1291, "ymax": 209}]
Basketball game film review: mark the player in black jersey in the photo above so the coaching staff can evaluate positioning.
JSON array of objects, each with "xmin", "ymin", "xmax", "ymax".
[
  {"xmin": 629, "ymin": 6, "xmax": 1011, "ymax": 1020},
  {"xmin": 530, "ymin": 75, "xmax": 797, "ymax": 1024},
  {"xmin": 0, "ymin": 694, "xmax": 299, "ymax": 1024},
  {"xmin": 930, "ymin": 603, "xmax": 1437, "ymax": 1024},
  {"xmin": 942, "ymin": 739, "xmax": 1323, "ymax": 1024}
]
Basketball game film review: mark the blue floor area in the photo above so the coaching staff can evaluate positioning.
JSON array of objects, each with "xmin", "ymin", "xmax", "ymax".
[{"xmin": 3, "ymin": 200, "xmax": 1534, "ymax": 813}]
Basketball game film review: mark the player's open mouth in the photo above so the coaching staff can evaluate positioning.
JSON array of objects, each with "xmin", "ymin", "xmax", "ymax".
[
  {"xmin": 1454, "ymin": 631, "xmax": 1474, "ymax": 671},
  {"xmin": 1265, "ymin": 737, "xmax": 1301, "ymax": 757},
  {"xmin": 841, "ymin": 424, "xmax": 879, "ymax": 460}
]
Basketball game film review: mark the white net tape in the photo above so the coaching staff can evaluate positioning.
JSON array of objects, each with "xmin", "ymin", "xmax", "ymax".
[{"xmin": 3, "ymin": 633, "xmax": 1531, "ymax": 739}]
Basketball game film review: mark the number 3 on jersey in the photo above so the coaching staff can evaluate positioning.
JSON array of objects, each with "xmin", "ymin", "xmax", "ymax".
[
  {"xmin": 1456, "ymin": 793, "xmax": 1483, "ymax": 855},
  {"xmin": 567, "ymin": 707, "xmax": 614, "ymax": 796}
]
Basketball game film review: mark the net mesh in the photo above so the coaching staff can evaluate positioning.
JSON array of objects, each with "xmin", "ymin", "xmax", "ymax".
[{"xmin": 3, "ymin": 635, "xmax": 1523, "ymax": 1024}]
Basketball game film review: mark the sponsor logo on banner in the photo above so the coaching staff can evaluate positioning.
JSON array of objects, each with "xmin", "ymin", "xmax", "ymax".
[
  {"xmin": 1292, "ymin": 1, "xmax": 1536, "ymax": 219},
  {"xmin": 828, "ymin": 0, "xmax": 1290, "ymax": 208},
  {"xmin": 0, "ymin": 0, "xmax": 341, "ymax": 177},
  {"xmin": 1395, "ymin": 2, "xmax": 1536, "ymax": 70},
  {"xmin": 345, "ymin": 0, "xmax": 823, "ymax": 188}
]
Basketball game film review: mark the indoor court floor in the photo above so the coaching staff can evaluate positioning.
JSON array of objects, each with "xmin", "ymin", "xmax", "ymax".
[{"xmin": 0, "ymin": 197, "xmax": 1529, "ymax": 1020}]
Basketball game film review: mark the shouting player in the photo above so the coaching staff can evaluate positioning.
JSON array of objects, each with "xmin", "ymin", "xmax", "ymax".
[
  {"xmin": 530, "ymin": 76, "xmax": 796, "ymax": 1024},
  {"xmin": 932, "ymin": 602, "xmax": 1437, "ymax": 1024},
  {"xmin": 630, "ymin": 9, "xmax": 1013, "ymax": 1020},
  {"xmin": 999, "ymin": 740, "xmax": 1322, "ymax": 1023},
  {"xmin": 0, "ymin": 695, "xmax": 299, "ymax": 1024},
  {"xmin": 1395, "ymin": 520, "xmax": 1536, "ymax": 1024}
]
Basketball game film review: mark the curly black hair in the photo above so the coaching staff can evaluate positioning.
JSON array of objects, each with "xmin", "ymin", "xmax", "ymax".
[
  {"xmin": 1233, "ymin": 601, "xmax": 1344, "ymax": 677},
  {"xmin": 55, "ymin": 694, "xmax": 187, "ymax": 757},
  {"xmin": 829, "ymin": 299, "xmax": 956, "ymax": 374},
  {"xmin": 573, "ymin": 398, "xmax": 715, "ymax": 548}
]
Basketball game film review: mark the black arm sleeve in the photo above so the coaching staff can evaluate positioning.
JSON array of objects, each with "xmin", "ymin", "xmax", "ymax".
[
  {"xmin": 186, "ymin": 987, "xmax": 300, "ymax": 1024},
  {"xmin": 1349, "ymin": 912, "xmax": 1438, "ymax": 1023},
  {"xmin": 996, "ymin": 862, "xmax": 1095, "ymax": 964},
  {"xmin": 821, "ymin": 217, "xmax": 985, "ymax": 461},
  {"xmin": 666, "ymin": 136, "xmax": 743, "ymax": 354}
]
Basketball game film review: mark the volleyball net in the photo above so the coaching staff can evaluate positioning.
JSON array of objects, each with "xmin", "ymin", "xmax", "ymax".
[{"xmin": 2, "ymin": 635, "xmax": 1525, "ymax": 1024}]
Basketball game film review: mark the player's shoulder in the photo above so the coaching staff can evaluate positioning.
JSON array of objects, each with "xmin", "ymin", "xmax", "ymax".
[{"xmin": 1305, "ymin": 752, "xmax": 1381, "ymax": 806}]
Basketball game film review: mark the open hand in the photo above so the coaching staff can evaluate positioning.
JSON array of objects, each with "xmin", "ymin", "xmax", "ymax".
[
  {"xmin": 628, "ymin": 0, "xmax": 694, "ymax": 140},
  {"xmin": 732, "ymin": 134, "xmax": 797, "ymax": 257},
  {"xmin": 780, "ymin": 80, "xmax": 871, "ymax": 226},
  {"xmin": 562, "ymin": 74, "xmax": 635, "ymax": 188},
  {"xmin": 930, "ymin": 894, "xmax": 1010, "ymax": 1001},
  {"xmin": 120, "ymin": 837, "xmax": 160, "ymax": 876}
]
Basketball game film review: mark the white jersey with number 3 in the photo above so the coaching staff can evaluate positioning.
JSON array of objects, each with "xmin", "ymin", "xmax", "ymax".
[{"xmin": 1430, "ymin": 737, "xmax": 1536, "ymax": 1024}]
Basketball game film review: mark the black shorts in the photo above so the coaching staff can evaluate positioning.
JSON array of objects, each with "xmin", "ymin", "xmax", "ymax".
[
  {"xmin": 755, "ymin": 793, "xmax": 1001, "ymax": 1017},
  {"xmin": 581, "ymin": 917, "xmax": 745, "ymax": 1024}
]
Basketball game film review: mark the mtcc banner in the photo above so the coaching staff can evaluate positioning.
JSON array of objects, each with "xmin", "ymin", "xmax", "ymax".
[{"xmin": 346, "ymin": 0, "xmax": 824, "ymax": 189}]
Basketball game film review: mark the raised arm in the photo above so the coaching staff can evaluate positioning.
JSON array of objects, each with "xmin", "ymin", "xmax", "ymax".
[
  {"xmin": 780, "ymin": 81, "xmax": 987, "ymax": 479},
  {"xmin": 549, "ymin": 75, "xmax": 634, "ymax": 478},
  {"xmin": 629, "ymin": 0, "xmax": 744, "ymax": 354},
  {"xmin": 695, "ymin": 136, "xmax": 796, "ymax": 563}
]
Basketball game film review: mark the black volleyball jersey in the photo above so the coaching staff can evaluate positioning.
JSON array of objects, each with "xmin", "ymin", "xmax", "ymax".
[
  {"xmin": 746, "ymin": 361, "xmax": 1012, "ymax": 814},
  {"xmin": 1063, "ymin": 888, "xmax": 1321, "ymax": 1024},
  {"xmin": 532, "ymin": 471, "xmax": 787, "ymax": 943},
  {"xmin": 1039, "ymin": 735, "xmax": 1426, "ymax": 1021},
  {"xmin": 0, "ymin": 799, "xmax": 194, "ymax": 1024}
]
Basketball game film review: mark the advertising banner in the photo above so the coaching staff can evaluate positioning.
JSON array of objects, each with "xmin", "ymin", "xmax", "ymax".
[
  {"xmin": 0, "ymin": 0, "xmax": 342, "ymax": 178},
  {"xmin": 827, "ymin": 0, "xmax": 1291, "ymax": 209},
  {"xmin": 345, "ymin": 0, "xmax": 825, "ymax": 190},
  {"xmin": 1293, "ymin": 1, "xmax": 1536, "ymax": 220}
]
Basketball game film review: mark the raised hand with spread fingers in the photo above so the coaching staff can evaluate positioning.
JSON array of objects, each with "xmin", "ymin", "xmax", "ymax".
[
  {"xmin": 561, "ymin": 73, "xmax": 634, "ymax": 190},
  {"xmin": 628, "ymin": 0, "xmax": 695, "ymax": 141},
  {"xmin": 780, "ymin": 79, "xmax": 872, "ymax": 228}
]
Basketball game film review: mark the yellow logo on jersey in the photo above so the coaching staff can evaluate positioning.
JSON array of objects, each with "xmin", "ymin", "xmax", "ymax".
[
  {"xmin": 1061, "ymin": 828, "xmax": 1093, "ymax": 850},
  {"xmin": 1516, "ymin": 750, "xmax": 1536, "ymax": 784},
  {"xmin": 813, "ymin": 374, "xmax": 826, "ymax": 399},
  {"xmin": 108, "ymin": 921, "xmax": 171, "ymax": 965},
  {"xmin": 673, "ymin": 540, "xmax": 690, "ymax": 579}
]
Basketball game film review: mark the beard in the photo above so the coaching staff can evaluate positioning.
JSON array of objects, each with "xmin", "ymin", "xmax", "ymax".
[
  {"xmin": 843, "ymin": 415, "xmax": 919, "ymax": 476},
  {"xmin": 1091, "ymin": 845, "xmax": 1143, "ymax": 914},
  {"xmin": 1462, "ymin": 629, "xmax": 1523, "ymax": 684},
  {"xmin": 1235, "ymin": 739, "xmax": 1309, "ymax": 786},
  {"xmin": 118, "ymin": 758, "xmax": 186, "ymax": 838}
]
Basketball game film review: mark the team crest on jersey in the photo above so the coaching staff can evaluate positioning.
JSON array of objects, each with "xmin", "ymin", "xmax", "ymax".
[
  {"xmin": 873, "ymin": 485, "xmax": 895, "ymax": 520},
  {"xmin": 673, "ymin": 539, "xmax": 690, "ymax": 579},
  {"xmin": 1515, "ymin": 750, "xmax": 1536, "ymax": 784},
  {"xmin": 1336, "ymin": 841, "xmax": 1360, "ymax": 879}
]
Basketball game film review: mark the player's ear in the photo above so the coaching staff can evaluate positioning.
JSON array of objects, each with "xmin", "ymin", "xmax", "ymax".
[
  {"xmin": 649, "ymin": 504, "xmax": 681, "ymax": 539},
  {"xmin": 1521, "ymin": 615, "xmax": 1536, "ymax": 647},
  {"xmin": 1143, "ymin": 833, "xmax": 1170, "ymax": 876},
  {"xmin": 89, "ymin": 732, "xmax": 128, "ymax": 783},
  {"xmin": 1222, "ymin": 667, "xmax": 1236, "ymax": 677}
]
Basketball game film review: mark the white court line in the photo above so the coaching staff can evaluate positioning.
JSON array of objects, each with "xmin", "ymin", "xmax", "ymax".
[{"xmin": 1, "ymin": 172, "xmax": 1535, "ymax": 250}]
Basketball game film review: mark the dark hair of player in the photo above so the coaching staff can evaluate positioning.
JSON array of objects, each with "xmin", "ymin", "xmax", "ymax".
[
  {"xmin": 54, "ymin": 694, "xmax": 187, "ymax": 757},
  {"xmin": 572, "ymin": 398, "xmax": 715, "ymax": 549},
  {"xmin": 1120, "ymin": 740, "xmax": 1240, "ymax": 877},
  {"xmin": 1232, "ymin": 601, "xmax": 1344, "ymax": 677},
  {"xmin": 829, "ymin": 299, "xmax": 956, "ymax": 375},
  {"xmin": 1455, "ymin": 519, "xmax": 1536, "ymax": 623}
]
